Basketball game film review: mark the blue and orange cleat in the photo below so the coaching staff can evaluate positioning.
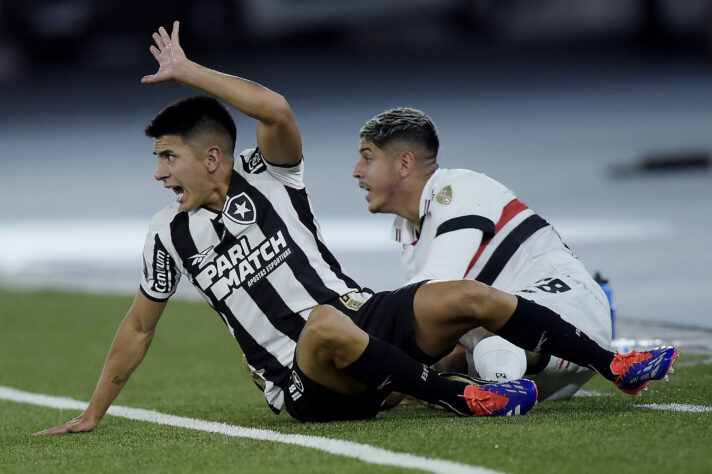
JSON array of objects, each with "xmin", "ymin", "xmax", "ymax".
[
  {"xmin": 461, "ymin": 379, "xmax": 538, "ymax": 416},
  {"xmin": 611, "ymin": 346, "xmax": 679, "ymax": 395}
]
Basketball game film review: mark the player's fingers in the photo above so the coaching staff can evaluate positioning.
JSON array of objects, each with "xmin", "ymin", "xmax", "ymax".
[
  {"xmin": 141, "ymin": 74, "xmax": 157, "ymax": 84},
  {"xmin": 33, "ymin": 425, "xmax": 69, "ymax": 436},
  {"xmin": 152, "ymin": 32, "xmax": 164, "ymax": 49},
  {"xmin": 171, "ymin": 20, "xmax": 180, "ymax": 45},
  {"xmin": 149, "ymin": 45, "xmax": 160, "ymax": 61},
  {"xmin": 159, "ymin": 26, "xmax": 171, "ymax": 47}
]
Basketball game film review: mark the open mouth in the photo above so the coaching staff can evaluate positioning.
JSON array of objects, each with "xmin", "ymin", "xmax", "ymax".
[
  {"xmin": 171, "ymin": 186, "xmax": 185, "ymax": 203},
  {"xmin": 358, "ymin": 183, "xmax": 371, "ymax": 200}
]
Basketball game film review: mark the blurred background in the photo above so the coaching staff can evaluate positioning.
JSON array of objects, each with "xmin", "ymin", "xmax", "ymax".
[{"xmin": 0, "ymin": 1, "xmax": 710, "ymax": 340}]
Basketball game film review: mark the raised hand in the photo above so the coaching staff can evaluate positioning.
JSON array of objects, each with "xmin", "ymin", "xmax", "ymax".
[
  {"xmin": 141, "ymin": 21, "xmax": 187, "ymax": 84},
  {"xmin": 34, "ymin": 414, "xmax": 97, "ymax": 436}
]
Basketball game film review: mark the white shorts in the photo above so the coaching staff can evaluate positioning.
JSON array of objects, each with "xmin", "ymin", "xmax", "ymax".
[{"xmin": 462, "ymin": 272, "xmax": 613, "ymax": 400}]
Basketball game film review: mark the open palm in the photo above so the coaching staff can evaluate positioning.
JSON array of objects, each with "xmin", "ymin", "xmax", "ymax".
[{"xmin": 141, "ymin": 21, "xmax": 187, "ymax": 84}]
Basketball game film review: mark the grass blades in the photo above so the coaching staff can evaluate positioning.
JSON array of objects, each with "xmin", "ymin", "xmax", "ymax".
[{"xmin": 1, "ymin": 288, "xmax": 710, "ymax": 473}]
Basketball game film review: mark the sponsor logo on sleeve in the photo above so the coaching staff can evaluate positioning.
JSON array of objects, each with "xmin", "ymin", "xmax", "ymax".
[
  {"xmin": 436, "ymin": 185, "xmax": 453, "ymax": 205},
  {"xmin": 242, "ymin": 150, "xmax": 267, "ymax": 174},
  {"xmin": 152, "ymin": 244, "xmax": 175, "ymax": 294}
]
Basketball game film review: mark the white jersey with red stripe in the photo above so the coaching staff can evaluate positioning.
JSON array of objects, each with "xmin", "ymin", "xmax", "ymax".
[
  {"xmin": 392, "ymin": 168, "xmax": 612, "ymax": 400},
  {"xmin": 393, "ymin": 167, "xmax": 587, "ymax": 292}
]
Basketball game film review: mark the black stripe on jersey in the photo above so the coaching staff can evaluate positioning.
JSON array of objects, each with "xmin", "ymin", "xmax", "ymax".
[
  {"xmin": 168, "ymin": 212, "xmax": 292, "ymax": 393},
  {"xmin": 229, "ymin": 171, "xmax": 342, "ymax": 304},
  {"xmin": 244, "ymin": 276, "xmax": 304, "ymax": 343},
  {"xmin": 435, "ymin": 215, "xmax": 495, "ymax": 239},
  {"xmin": 210, "ymin": 216, "xmax": 226, "ymax": 239},
  {"xmin": 285, "ymin": 186, "xmax": 361, "ymax": 290},
  {"xmin": 475, "ymin": 215, "xmax": 549, "ymax": 286},
  {"xmin": 169, "ymin": 213, "xmax": 197, "ymax": 283},
  {"xmin": 212, "ymin": 297, "xmax": 293, "ymax": 411}
]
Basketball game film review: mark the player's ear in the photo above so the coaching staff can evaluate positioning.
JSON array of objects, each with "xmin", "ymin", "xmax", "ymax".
[
  {"xmin": 398, "ymin": 150, "xmax": 415, "ymax": 178},
  {"xmin": 205, "ymin": 146, "xmax": 223, "ymax": 173}
]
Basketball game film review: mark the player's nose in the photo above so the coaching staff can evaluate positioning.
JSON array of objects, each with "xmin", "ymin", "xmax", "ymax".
[
  {"xmin": 154, "ymin": 160, "xmax": 169, "ymax": 181},
  {"xmin": 352, "ymin": 161, "xmax": 363, "ymax": 179}
]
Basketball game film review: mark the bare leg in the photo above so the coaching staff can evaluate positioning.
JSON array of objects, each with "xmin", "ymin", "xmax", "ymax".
[
  {"xmin": 295, "ymin": 304, "xmax": 484, "ymax": 416},
  {"xmin": 412, "ymin": 280, "xmax": 517, "ymax": 358},
  {"xmin": 295, "ymin": 306, "xmax": 371, "ymax": 395}
]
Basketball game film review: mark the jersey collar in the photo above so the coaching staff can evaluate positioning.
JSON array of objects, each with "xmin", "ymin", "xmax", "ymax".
[{"xmin": 390, "ymin": 169, "xmax": 441, "ymax": 244}]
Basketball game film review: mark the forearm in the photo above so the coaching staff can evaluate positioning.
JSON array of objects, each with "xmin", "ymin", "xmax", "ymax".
[
  {"xmin": 175, "ymin": 60, "xmax": 290, "ymax": 124},
  {"xmin": 82, "ymin": 322, "xmax": 154, "ymax": 423},
  {"xmin": 407, "ymin": 230, "xmax": 483, "ymax": 284}
]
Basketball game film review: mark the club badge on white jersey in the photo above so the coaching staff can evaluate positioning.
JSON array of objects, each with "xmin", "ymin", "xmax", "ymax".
[{"xmin": 224, "ymin": 192, "xmax": 257, "ymax": 225}]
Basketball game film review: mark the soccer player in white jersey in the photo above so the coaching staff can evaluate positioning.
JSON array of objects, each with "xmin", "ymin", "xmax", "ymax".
[
  {"xmin": 37, "ymin": 23, "xmax": 677, "ymax": 434},
  {"xmin": 352, "ymin": 107, "xmax": 675, "ymax": 401}
]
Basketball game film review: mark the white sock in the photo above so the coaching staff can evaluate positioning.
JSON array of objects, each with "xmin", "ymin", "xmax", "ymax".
[{"xmin": 470, "ymin": 336, "xmax": 527, "ymax": 383}]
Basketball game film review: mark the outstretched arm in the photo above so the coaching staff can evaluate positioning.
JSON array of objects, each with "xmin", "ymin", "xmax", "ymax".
[
  {"xmin": 141, "ymin": 21, "xmax": 302, "ymax": 166},
  {"xmin": 34, "ymin": 291, "xmax": 166, "ymax": 435}
]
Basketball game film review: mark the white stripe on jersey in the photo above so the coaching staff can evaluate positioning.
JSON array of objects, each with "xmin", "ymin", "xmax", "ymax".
[{"xmin": 267, "ymin": 263, "xmax": 327, "ymax": 318}]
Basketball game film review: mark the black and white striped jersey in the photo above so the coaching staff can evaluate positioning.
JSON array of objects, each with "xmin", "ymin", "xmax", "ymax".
[{"xmin": 140, "ymin": 148, "xmax": 362, "ymax": 413}]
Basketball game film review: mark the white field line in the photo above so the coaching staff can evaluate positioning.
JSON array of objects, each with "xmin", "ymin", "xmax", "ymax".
[
  {"xmin": 635, "ymin": 403, "xmax": 712, "ymax": 413},
  {"xmin": 0, "ymin": 385, "xmax": 500, "ymax": 474}
]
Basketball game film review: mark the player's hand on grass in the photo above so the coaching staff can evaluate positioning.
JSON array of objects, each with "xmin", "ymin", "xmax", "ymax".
[
  {"xmin": 141, "ymin": 20, "xmax": 187, "ymax": 84},
  {"xmin": 34, "ymin": 415, "xmax": 97, "ymax": 435}
]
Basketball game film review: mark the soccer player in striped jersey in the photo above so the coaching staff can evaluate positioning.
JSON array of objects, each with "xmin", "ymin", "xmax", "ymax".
[
  {"xmin": 36, "ymin": 23, "xmax": 676, "ymax": 434},
  {"xmin": 352, "ymin": 107, "xmax": 678, "ymax": 401}
]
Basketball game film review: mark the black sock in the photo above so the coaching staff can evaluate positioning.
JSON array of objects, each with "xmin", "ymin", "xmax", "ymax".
[
  {"xmin": 497, "ymin": 296, "xmax": 616, "ymax": 380},
  {"xmin": 525, "ymin": 353, "xmax": 551, "ymax": 376},
  {"xmin": 341, "ymin": 336, "xmax": 473, "ymax": 416}
]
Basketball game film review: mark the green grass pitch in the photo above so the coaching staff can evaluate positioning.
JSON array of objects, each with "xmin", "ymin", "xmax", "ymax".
[{"xmin": 1, "ymin": 288, "xmax": 710, "ymax": 473}]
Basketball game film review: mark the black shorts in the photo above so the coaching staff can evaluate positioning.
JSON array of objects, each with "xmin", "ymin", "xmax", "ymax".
[{"xmin": 283, "ymin": 281, "xmax": 449, "ymax": 423}]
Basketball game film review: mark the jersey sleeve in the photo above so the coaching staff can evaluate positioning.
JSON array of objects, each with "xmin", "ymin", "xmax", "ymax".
[
  {"xmin": 407, "ymin": 228, "xmax": 486, "ymax": 282},
  {"xmin": 407, "ymin": 171, "xmax": 508, "ymax": 283},
  {"xmin": 140, "ymin": 222, "xmax": 181, "ymax": 302},
  {"xmin": 239, "ymin": 147, "xmax": 305, "ymax": 189}
]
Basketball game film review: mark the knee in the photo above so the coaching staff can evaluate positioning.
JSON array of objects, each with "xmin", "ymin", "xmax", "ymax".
[
  {"xmin": 452, "ymin": 280, "xmax": 495, "ymax": 318},
  {"xmin": 302, "ymin": 305, "xmax": 350, "ymax": 349}
]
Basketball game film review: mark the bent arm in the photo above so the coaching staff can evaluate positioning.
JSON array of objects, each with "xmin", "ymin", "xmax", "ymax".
[
  {"xmin": 35, "ymin": 291, "xmax": 166, "ymax": 435},
  {"xmin": 407, "ymin": 228, "xmax": 486, "ymax": 283},
  {"xmin": 142, "ymin": 21, "xmax": 302, "ymax": 166}
]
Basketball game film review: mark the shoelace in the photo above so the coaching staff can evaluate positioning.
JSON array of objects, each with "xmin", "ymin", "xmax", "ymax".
[
  {"xmin": 611, "ymin": 350, "xmax": 652, "ymax": 378},
  {"xmin": 461, "ymin": 387, "xmax": 497, "ymax": 416}
]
